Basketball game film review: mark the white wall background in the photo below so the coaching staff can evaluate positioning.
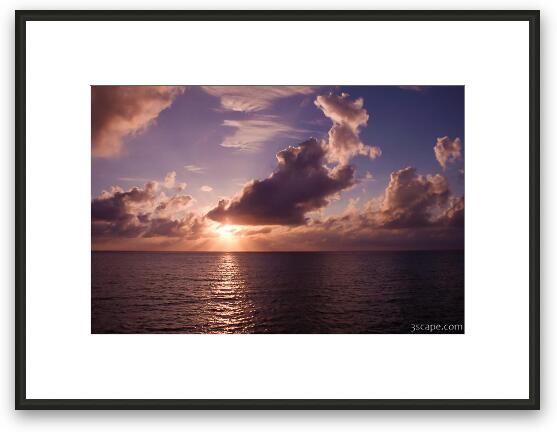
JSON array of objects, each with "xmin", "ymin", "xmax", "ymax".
[{"xmin": 0, "ymin": 0, "xmax": 553, "ymax": 431}]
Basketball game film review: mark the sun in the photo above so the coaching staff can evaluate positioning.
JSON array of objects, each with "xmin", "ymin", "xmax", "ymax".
[
  {"xmin": 212, "ymin": 224, "xmax": 243, "ymax": 251},
  {"xmin": 214, "ymin": 224, "xmax": 239, "ymax": 239}
]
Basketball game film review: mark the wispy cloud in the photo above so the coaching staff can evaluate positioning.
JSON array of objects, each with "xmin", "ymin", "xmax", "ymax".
[
  {"xmin": 364, "ymin": 171, "xmax": 375, "ymax": 181},
  {"xmin": 184, "ymin": 164, "xmax": 205, "ymax": 174},
  {"xmin": 202, "ymin": 86, "xmax": 317, "ymax": 112},
  {"xmin": 399, "ymin": 85, "xmax": 426, "ymax": 92},
  {"xmin": 117, "ymin": 176, "xmax": 151, "ymax": 183},
  {"xmin": 221, "ymin": 116, "xmax": 304, "ymax": 151},
  {"xmin": 200, "ymin": 185, "xmax": 213, "ymax": 192}
]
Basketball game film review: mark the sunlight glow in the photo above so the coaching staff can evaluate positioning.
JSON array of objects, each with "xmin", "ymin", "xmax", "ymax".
[
  {"xmin": 209, "ymin": 224, "xmax": 246, "ymax": 252},
  {"xmin": 215, "ymin": 224, "xmax": 239, "ymax": 239}
]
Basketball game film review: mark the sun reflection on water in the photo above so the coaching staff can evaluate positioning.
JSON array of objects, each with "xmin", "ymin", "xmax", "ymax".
[{"xmin": 206, "ymin": 253, "xmax": 254, "ymax": 333}]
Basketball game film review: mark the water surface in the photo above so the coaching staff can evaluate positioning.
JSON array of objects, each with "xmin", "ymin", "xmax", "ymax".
[{"xmin": 92, "ymin": 251, "xmax": 464, "ymax": 334}]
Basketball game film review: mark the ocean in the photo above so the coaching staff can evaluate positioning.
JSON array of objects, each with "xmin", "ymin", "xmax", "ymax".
[{"xmin": 91, "ymin": 251, "xmax": 464, "ymax": 334}]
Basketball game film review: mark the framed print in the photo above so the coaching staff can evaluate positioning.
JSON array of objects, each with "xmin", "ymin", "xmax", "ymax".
[{"xmin": 15, "ymin": 10, "xmax": 540, "ymax": 409}]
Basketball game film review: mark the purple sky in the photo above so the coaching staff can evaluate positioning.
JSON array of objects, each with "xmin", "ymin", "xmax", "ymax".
[{"xmin": 91, "ymin": 86, "xmax": 464, "ymax": 251}]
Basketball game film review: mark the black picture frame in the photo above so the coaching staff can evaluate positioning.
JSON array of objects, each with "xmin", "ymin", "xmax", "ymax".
[{"xmin": 15, "ymin": 9, "xmax": 540, "ymax": 410}]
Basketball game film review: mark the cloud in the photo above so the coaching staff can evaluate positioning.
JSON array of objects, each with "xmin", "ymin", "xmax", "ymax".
[
  {"xmin": 221, "ymin": 116, "xmax": 303, "ymax": 151},
  {"xmin": 399, "ymin": 85, "xmax": 426, "ymax": 92},
  {"xmin": 239, "ymin": 227, "xmax": 273, "ymax": 237},
  {"xmin": 249, "ymin": 214, "xmax": 463, "ymax": 251},
  {"xmin": 93, "ymin": 181, "xmax": 159, "ymax": 218},
  {"xmin": 201, "ymin": 86, "xmax": 316, "ymax": 112},
  {"xmin": 91, "ymin": 181, "xmax": 203, "ymax": 239},
  {"xmin": 163, "ymin": 171, "xmax": 176, "ymax": 188},
  {"xmin": 314, "ymin": 93, "xmax": 381, "ymax": 164},
  {"xmin": 206, "ymin": 138, "xmax": 355, "ymax": 226},
  {"xmin": 200, "ymin": 185, "xmax": 213, "ymax": 192},
  {"xmin": 154, "ymin": 194, "xmax": 193, "ymax": 217},
  {"xmin": 163, "ymin": 171, "xmax": 187, "ymax": 191},
  {"xmin": 251, "ymin": 167, "xmax": 463, "ymax": 251},
  {"xmin": 143, "ymin": 213, "xmax": 205, "ymax": 239},
  {"xmin": 434, "ymin": 136, "xmax": 462, "ymax": 169},
  {"xmin": 363, "ymin": 167, "xmax": 450, "ymax": 229},
  {"xmin": 92, "ymin": 181, "xmax": 159, "ymax": 237},
  {"xmin": 437, "ymin": 196, "xmax": 464, "ymax": 227},
  {"xmin": 91, "ymin": 86, "xmax": 185, "ymax": 158},
  {"xmin": 184, "ymin": 164, "xmax": 205, "ymax": 174},
  {"xmin": 342, "ymin": 197, "xmax": 361, "ymax": 216},
  {"xmin": 91, "ymin": 169, "xmax": 463, "ymax": 251},
  {"xmin": 117, "ymin": 176, "xmax": 150, "ymax": 183}
]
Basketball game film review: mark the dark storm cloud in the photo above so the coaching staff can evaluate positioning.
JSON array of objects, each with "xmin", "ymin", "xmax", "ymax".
[
  {"xmin": 207, "ymin": 138, "xmax": 356, "ymax": 225},
  {"xmin": 91, "ymin": 86, "xmax": 185, "ymax": 157}
]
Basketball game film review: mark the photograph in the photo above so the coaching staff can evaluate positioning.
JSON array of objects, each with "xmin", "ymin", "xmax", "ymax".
[
  {"xmin": 91, "ymin": 85, "xmax": 465, "ymax": 334},
  {"xmin": 15, "ymin": 8, "xmax": 539, "ymax": 411}
]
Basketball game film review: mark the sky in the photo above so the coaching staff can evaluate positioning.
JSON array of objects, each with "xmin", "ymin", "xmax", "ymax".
[{"xmin": 91, "ymin": 85, "xmax": 464, "ymax": 251}]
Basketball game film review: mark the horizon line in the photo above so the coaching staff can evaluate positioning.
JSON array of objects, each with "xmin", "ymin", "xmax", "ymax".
[{"xmin": 91, "ymin": 249, "xmax": 465, "ymax": 253}]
